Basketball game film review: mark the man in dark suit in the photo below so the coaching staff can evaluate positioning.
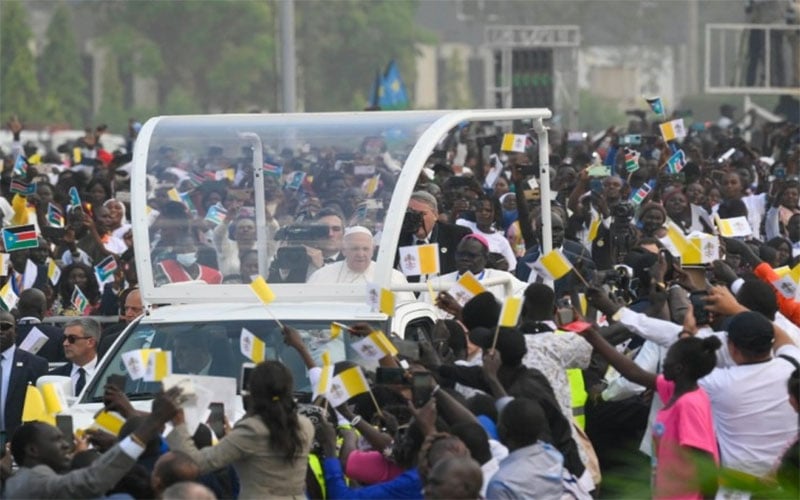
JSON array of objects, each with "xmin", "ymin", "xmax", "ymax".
[
  {"xmin": 398, "ymin": 191, "xmax": 471, "ymax": 278},
  {"xmin": 48, "ymin": 318, "xmax": 101, "ymax": 397},
  {"xmin": 0, "ymin": 309, "xmax": 48, "ymax": 439},
  {"xmin": 173, "ymin": 331, "xmax": 234, "ymax": 378},
  {"xmin": 15, "ymin": 288, "xmax": 66, "ymax": 363}
]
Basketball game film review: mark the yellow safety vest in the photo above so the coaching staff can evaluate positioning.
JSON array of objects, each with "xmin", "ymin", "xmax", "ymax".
[{"xmin": 555, "ymin": 329, "xmax": 588, "ymax": 429}]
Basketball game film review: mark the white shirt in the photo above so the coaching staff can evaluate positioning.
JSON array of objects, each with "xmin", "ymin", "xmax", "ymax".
[
  {"xmin": 307, "ymin": 261, "xmax": 415, "ymax": 303},
  {"xmin": 0, "ymin": 344, "xmax": 16, "ymax": 429},
  {"xmin": 70, "ymin": 356, "xmax": 98, "ymax": 396}
]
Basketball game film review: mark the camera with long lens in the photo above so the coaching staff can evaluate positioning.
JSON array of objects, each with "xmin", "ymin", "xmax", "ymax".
[
  {"xmin": 271, "ymin": 224, "xmax": 331, "ymax": 277},
  {"xmin": 611, "ymin": 202, "xmax": 635, "ymax": 223},
  {"xmin": 596, "ymin": 264, "xmax": 638, "ymax": 304},
  {"xmin": 274, "ymin": 224, "xmax": 330, "ymax": 242},
  {"xmin": 402, "ymin": 210, "xmax": 424, "ymax": 235}
]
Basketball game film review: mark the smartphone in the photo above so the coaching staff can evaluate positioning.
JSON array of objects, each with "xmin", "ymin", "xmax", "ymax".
[
  {"xmin": 690, "ymin": 291, "xmax": 711, "ymax": 325},
  {"xmin": 567, "ymin": 131, "xmax": 588, "ymax": 143},
  {"xmin": 412, "ymin": 372, "xmax": 434, "ymax": 407},
  {"xmin": 240, "ymin": 363, "xmax": 255, "ymax": 395},
  {"xmin": 376, "ymin": 367, "xmax": 408, "ymax": 385},
  {"xmin": 590, "ymin": 178, "xmax": 603, "ymax": 194},
  {"xmin": 56, "ymin": 415, "xmax": 74, "ymax": 441},
  {"xmin": 620, "ymin": 134, "xmax": 642, "ymax": 146},
  {"xmin": 556, "ymin": 297, "xmax": 575, "ymax": 325},
  {"xmin": 207, "ymin": 402, "xmax": 225, "ymax": 438},
  {"xmin": 107, "ymin": 374, "xmax": 126, "ymax": 392}
]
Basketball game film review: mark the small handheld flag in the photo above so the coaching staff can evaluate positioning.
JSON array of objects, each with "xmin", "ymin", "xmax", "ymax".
[
  {"xmin": 330, "ymin": 322, "xmax": 348, "ymax": 339},
  {"xmin": 263, "ymin": 163, "xmax": 283, "ymax": 177},
  {"xmin": 2, "ymin": 224, "xmax": 38, "ymax": 252},
  {"xmin": 68, "ymin": 186, "xmax": 82, "ymax": 208},
  {"xmin": 204, "ymin": 204, "xmax": 227, "ymax": 226},
  {"xmin": 351, "ymin": 330, "xmax": 398, "ymax": 361},
  {"xmin": 47, "ymin": 258, "xmax": 61, "ymax": 285},
  {"xmin": 398, "ymin": 243, "xmax": 440, "ymax": 276},
  {"xmin": 645, "ymin": 96, "xmax": 665, "ymax": 116},
  {"xmin": 624, "ymin": 149, "xmax": 640, "ymax": 173},
  {"xmin": 22, "ymin": 385, "xmax": 53, "ymax": 425},
  {"xmin": 0, "ymin": 281, "xmax": 19, "ymax": 311},
  {"xmin": 447, "ymin": 271, "xmax": 487, "ymax": 307},
  {"xmin": 240, "ymin": 328, "xmax": 266, "ymax": 363},
  {"xmin": 143, "ymin": 350, "xmax": 172, "ymax": 382},
  {"xmin": 366, "ymin": 283, "xmax": 394, "ymax": 316},
  {"xmin": 630, "ymin": 182, "xmax": 653, "ymax": 205},
  {"xmin": 659, "ymin": 119, "xmax": 687, "ymax": 142},
  {"xmin": 501, "ymin": 133, "xmax": 528, "ymax": 153},
  {"xmin": 10, "ymin": 179, "xmax": 36, "ymax": 196},
  {"xmin": 498, "ymin": 296, "xmax": 523, "ymax": 328},
  {"xmin": 665, "ymin": 149, "xmax": 687, "ymax": 174},
  {"xmin": 715, "ymin": 215, "xmax": 752, "ymax": 237},
  {"xmin": 532, "ymin": 249, "xmax": 573, "ymax": 280},
  {"xmin": 71, "ymin": 286, "xmax": 89, "ymax": 314},
  {"xmin": 47, "ymin": 203, "xmax": 64, "ymax": 227},
  {"xmin": 250, "ymin": 276, "xmax": 276, "ymax": 304},
  {"xmin": 326, "ymin": 366, "xmax": 370, "ymax": 407},
  {"xmin": 12, "ymin": 154, "xmax": 27, "ymax": 177},
  {"xmin": 364, "ymin": 174, "xmax": 380, "ymax": 197},
  {"xmin": 94, "ymin": 255, "xmax": 118, "ymax": 284},
  {"xmin": 93, "ymin": 410, "xmax": 126, "ymax": 435}
]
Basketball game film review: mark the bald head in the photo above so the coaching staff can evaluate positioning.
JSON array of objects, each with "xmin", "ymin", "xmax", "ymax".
[
  {"xmin": 151, "ymin": 451, "xmax": 199, "ymax": 496},
  {"xmin": 18, "ymin": 288, "xmax": 47, "ymax": 319},
  {"xmin": 424, "ymin": 456, "xmax": 483, "ymax": 499}
]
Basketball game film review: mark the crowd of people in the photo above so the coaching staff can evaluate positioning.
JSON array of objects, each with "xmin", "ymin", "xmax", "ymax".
[{"xmin": 0, "ymin": 96, "xmax": 798, "ymax": 499}]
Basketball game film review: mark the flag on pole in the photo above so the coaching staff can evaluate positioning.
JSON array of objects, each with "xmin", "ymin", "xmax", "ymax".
[
  {"xmin": 94, "ymin": 255, "xmax": 118, "ymax": 284},
  {"xmin": 250, "ymin": 276, "xmax": 276, "ymax": 304},
  {"xmin": 397, "ymin": 243, "xmax": 440, "ymax": 276},
  {"xmin": 2, "ymin": 224, "xmax": 38, "ymax": 252},
  {"xmin": 645, "ymin": 96, "xmax": 665, "ymax": 116},
  {"xmin": 447, "ymin": 271, "xmax": 488, "ymax": 306},
  {"xmin": 316, "ymin": 351, "xmax": 334, "ymax": 396},
  {"xmin": 351, "ymin": 330, "xmax": 398, "ymax": 360},
  {"xmin": 10, "ymin": 179, "xmax": 36, "ymax": 196},
  {"xmin": 215, "ymin": 168, "xmax": 236, "ymax": 182},
  {"xmin": 263, "ymin": 163, "xmax": 283, "ymax": 177},
  {"xmin": 122, "ymin": 348, "xmax": 159, "ymax": 380},
  {"xmin": 630, "ymin": 182, "xmax": 653, "ymax": 205},
  {"xmin": 665, "ymin": 149, "xmax": 687, "ymax": 174},
  {"xmin": 143, "ymin": 350, "xmax": 172, "ymax": 382},
  {"xmin": 71, "ymin": 286, "xmax": 89, "ymax": 314},
  {"xmin": 93, "ymin": 410, "xmax": 126, "ymax": 435},
  {"xmin": 204, "ymin": 203, "xmax": 227, "ymax": 226},
  {"xmin": 68, "ymin": 186, "xmax": 82, "ymax": 208},
  {"xmin": 531, "ymin": 249, "xmax": 573, "ymax": 280},
  {"xmin": 0, "ymin": 281, "xmax": 18, "ymax": 311},
  {"xmin": 377, "ymin": 60, "xmax": 410, "ymax": 110},
  {"xmin": 624, "ymin": 149, "xmax": 640, "ymax": 172},
  {"xmin": 501, "ymin": 133, "xmax": 528, "ymax": 153},
  {"xmin": 240, "ymin": 328, "xmax": 266, "ymax": 363},
  {"xmin": 588, "ymin": 215, "xmax": 602, "ymax": 242},
  {"xmin": 366, "ymin": 283, "xmax": 394, "ymax": 316},
  {"xmin": 47, "ymin": 203, "xmax": 64, "ymax": 227},
  {"xmin": 330, "ymin": 322, "xmax": 346, "ymax": 339},
  {"xmin": 364, "ymin": 174, "xmax": 380, "ymax": 197},
  {"xmin": 498, "ymin": 296, "xmax": 523, "ymax": 327},
  {"xmin": 715, "ymin": 215, "xmax": 752, "ymax": 237},
  {"xmin": 12, "ymin": 154, "xmax": 27, "ymax": 177},
  {"xmin": 659, "ymin": 119, "xmax": 687, "ymax": 142},
  {"xmin": 772, "ymin": 263, "xmax": 800, "ymax": 298},
  {"xmin": 40, "ymin": 383, "xmax": 65, "ymax": 415},
  {"xmin": 47, "ymin": 258, "xmax": 61, "ymax": 285},
  {"xmin": 326, "ymin": 366, "xmax": 370, "ymax": 407}
]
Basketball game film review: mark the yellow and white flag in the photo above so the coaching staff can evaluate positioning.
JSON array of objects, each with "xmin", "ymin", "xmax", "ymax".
[
  {"xmin": 352, "ymin": 330, "xmax": 399, "ymax": 361},
  {"xmin": 366, "ymin": 283, "xmax": 395, "ymax": 316},
  {"xmin": 531, "ymin": 249, "xmax": 573, "ymax": 280},
  {"xmin": 215, "ymin": 168, "xmax": 235, "ymax": 182},
  {"xmin": 398, "ymin": 243, "xmax": 440, "ymax": 276},
  {"xmin": 167, "ymin": 188, "xmax": 181, "ymax": 202},
  {"xmin": 664, "ymin": 220, "xmax": 692, "ymax": 255},
  {"xmin": 772, "ymin": 263, "xmax": 800, "ymax": 299},
  {"xmin": 240, "ymin": 328, "xmax": 266, "ymax": 363},
  {"xmin": 330, "ymin": 322, "xmax": 346, "ymax": 339},
  {"xmin": 316, "ymin": 351, "xmax": 334, "ymax": 397},
  {"xmin": 498, "ymin": 296, "xmax": 523, "ymax": 327},
  {"xmin": 41, "ymin": 383, "xmax": 65, "ymax": 415},
  {"xmin": 93, "ymin": 410, "xmax": 126, "ymax": 436},
  {"xmin": 122, "ymin": 348, "xmax": 160, "ymax": 380},
  {"xmin": 0, "ymin": 252, "xmax": 9, "ymax": 277},
  {"xmin": 143, "ymin": 350, "xmax": 172, "ymax": 382},
  {"xmin": 587, "ymin": 215, "xmax": 601, "ymax": 242},
  {"xmin": 659, "ymin": 118, "xmax": 687, "ymax": 142},
  {"xmin": 501, "ymin": 133, "xmax": 527, "ymax": 153},
  {"xmin": 22, "ymin": 385, "xmax": 54, "ymax": 425},
  {"xmin": 250, "ymin": 275, "xmax": 276, "ymax": 304},
  {"xmin": 447, "ymin": 271, "xmax": 487, "ymax": 306},
  {"xmin": 326, "ymin": 366, "xmax": 370, "ymax": 407},
  {"xmin": 0, "ymin": 280, "xmax": 18, "ymax": 311},
  {"xmin": 715, "ymin": 215, "xmax": 752, "ymax": 238},
  {"xmin": 47, "ymin": 258, "xmax": 61, "ymax": 285},
  {"xmin": 364, "ymin": 174, "xmax": 380, "ymax": 197}
]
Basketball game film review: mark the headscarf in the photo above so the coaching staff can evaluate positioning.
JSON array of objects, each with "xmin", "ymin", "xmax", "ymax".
[{"xmin": 499, "ymin": 193, "xmax": 518, "ymax": 228}]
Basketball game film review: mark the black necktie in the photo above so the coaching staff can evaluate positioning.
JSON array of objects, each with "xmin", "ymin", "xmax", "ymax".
[{"xmin": 75, "ymin": 367, "xmax": 86, "ymax": 395}]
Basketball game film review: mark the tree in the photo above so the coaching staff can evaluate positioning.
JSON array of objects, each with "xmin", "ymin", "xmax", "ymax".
[
  {"xmin": 0, "ymin": 1, "xmax": 42, "ymax": 123},
  {"xmin": 440, "ymin": 49, "xmax": 473, "ymax": 109},
  {"xmin": 38, "ymin": 1, "xmax": 89, "ymax": 126},
  {"xmin": 296, "ymin": 0, "xmax": 435, "ymax": 111},
  {"xmin": 95, "ymin": 53, "xmax": 127, "ymax": 132},
  {"xmin": 96, "ymin": 0, "xmax": 276, "ymax": 113}
]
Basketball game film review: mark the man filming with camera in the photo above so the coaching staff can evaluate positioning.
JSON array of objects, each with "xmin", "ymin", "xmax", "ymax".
[
  {"xmin": 398, "ymin": 191, "xmax": 471, "ymax": 280},
  {"xmin": 267, "ymin": 208, "xmax": 345, "ymax": 283}
]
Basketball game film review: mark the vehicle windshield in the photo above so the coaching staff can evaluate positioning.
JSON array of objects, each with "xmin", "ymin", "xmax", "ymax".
[
  {"xmin": 138, "ymin": 112, "xmax": 447, "ymax": 293},
  {"xmin": 85, "ymin": 318, "xmax": 385, "ymax": 402}
]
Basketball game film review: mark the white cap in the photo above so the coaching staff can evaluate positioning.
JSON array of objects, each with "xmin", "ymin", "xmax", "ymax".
[{"xmin": 344, "ymin": 225, "xmax": 373, "ymax": 238}]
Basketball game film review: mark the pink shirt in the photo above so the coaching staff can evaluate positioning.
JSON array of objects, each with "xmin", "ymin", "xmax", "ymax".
[
  {"xmin": 345, "ymin": 450, "xmax": 404, "ymax": 485},
  {"xmin": 653, "ymin": 375, "xmax": 720, "ymax": 500}
]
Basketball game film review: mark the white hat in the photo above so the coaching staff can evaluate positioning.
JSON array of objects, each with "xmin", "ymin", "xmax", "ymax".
[{"xmin": 344, "ymin": 225, "xmax": 372, "ymax": 238}]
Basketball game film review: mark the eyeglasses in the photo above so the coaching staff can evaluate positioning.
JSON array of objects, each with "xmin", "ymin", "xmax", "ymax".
[
  {"xmin": 65, "ymin": 335, "xmax": 92, "ymax": 344},
  {"xmin": 0, "ymin": 322, "xmax": 13, "ymax": 331}
]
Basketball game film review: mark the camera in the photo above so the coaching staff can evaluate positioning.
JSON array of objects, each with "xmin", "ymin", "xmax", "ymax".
[
  {"xmin": 597, "ymin": 265, "xmax": 638, "ymax": 304},
  {"xmin": 611, "ymin": 202, "xmax": 635, "ymax": 222},
  {"xmin": 402, "ymin": 210, "xmax": 424, "ymax": 234},
  {"xmin": 274, "ymin": 224, "xmax": 329, "ymax": 242}
]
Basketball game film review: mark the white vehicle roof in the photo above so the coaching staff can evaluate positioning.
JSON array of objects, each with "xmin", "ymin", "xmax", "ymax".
[
  {"xmin": 131, "ymin": 109, "xmax": 553, "ymax": 305},
  {"xmin": 142, "ymin": 301, "xmax": 386, "ymax": 323}
]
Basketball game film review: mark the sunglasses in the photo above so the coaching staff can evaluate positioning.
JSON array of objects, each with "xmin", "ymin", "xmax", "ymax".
[
  {"xmin": 65, "ymin": 335, "xmax": 92, "ymax": 344},
  {"xmin": 0, "ymin": 322, "xmax": 13, "ymax": 331}
]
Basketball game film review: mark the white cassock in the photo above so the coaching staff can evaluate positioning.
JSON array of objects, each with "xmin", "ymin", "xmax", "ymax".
[
  {"xmin": 308, "ymin": 261, "xmax": 415, "ymax": 303},
  {"xmin": 419, "ymin": 268, "xmax": 528, "ymax": 318}
]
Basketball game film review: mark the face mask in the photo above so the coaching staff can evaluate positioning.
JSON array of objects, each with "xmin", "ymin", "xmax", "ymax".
[{"xmin": 176, "ymin": 252, "xmax": 197, "ymax": 267}]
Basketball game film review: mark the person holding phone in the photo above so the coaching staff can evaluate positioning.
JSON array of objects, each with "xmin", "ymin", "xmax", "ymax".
[{"xmin": 166, "ymin": 360, "xmax": 314, "ymax": 499}]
